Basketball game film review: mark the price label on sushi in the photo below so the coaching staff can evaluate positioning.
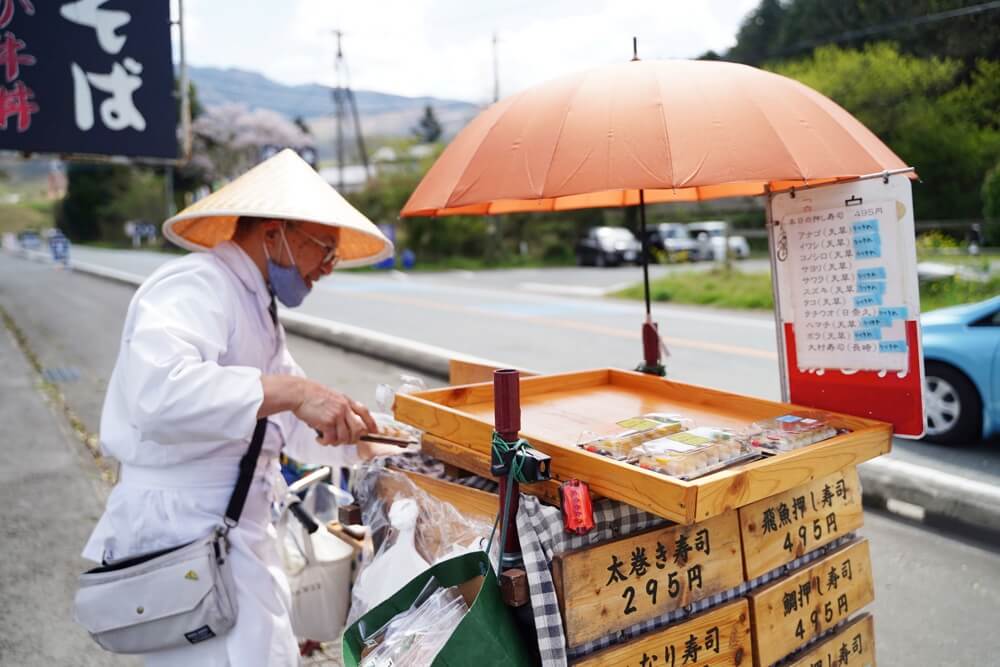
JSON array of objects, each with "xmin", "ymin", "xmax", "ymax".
[
  {"xmin": 738, "ymin": 468, "xmax": 864, "ymax": 579},
  {"xmin": 553, "ymin": 511, "xmax": 744, "ymax": 647},
  {"xmin": 748, "ymin": 539, "xmax": 874, "ymax": 667}
]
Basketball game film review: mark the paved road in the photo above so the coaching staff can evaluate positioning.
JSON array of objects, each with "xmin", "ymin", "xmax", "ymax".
[
  {"xmin": 1, "ymin": 252, "xmax": 999, "ymax": 665},
  {"xmin": 68, "ymin": 246, "xmax": 1000, "ymax": 485}
]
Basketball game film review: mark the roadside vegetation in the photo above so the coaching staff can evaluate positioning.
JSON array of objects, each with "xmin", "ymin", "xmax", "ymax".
[
  {"xmin": 615, "ymin": 261, "xmax": 997, "ymax": 313},
  {"xmin": 615, "ymin": 268, "xmax": 775, "ymax": 310}
]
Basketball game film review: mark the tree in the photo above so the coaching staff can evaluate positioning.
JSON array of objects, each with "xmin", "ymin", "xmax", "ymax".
[
  {"xmin": 184, "ymin": 104, "xmax": 311, "ymax": 186},
  {"xmin": 726, "ymin": 0, "xmax": 1000, "ymax": 67},
  {"xmin": 770, "ymin": 44, "xmax": 1000, "ymax": 220},
  {"xmin": 727, "ymin": 0, "xmax": 787, "ymax": 65},
  {"xmin": 412, "ymin": 105, "xmax": 442, "ymax": 143},
  {"xmin": 983, "ymin": 163, "xmax": 1000, "ymax": 245},
  {"xmin": 57, "ymin": 163, "xmax": 145, "ymax": 242}
]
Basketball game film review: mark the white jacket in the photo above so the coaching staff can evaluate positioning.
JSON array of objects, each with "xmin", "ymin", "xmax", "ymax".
[{"xmin": 84, "ymin": 241, "xmax": 358, "ymax": 666}]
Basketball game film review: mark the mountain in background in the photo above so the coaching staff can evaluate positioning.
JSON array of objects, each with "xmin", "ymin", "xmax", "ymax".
[{"xmin": 188, "ymin": 66, "xmax": 480, "ymax": 148}]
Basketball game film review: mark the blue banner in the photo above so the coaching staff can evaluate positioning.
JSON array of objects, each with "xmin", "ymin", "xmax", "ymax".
[{"xmin": 0, "ymin": 1, "xmax": 176, "ymax": 159}]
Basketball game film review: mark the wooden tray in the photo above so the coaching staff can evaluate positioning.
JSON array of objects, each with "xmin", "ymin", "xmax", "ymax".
[{"xmin": 394, "ymin": 368, "xmax": 892, "ymax": 524}]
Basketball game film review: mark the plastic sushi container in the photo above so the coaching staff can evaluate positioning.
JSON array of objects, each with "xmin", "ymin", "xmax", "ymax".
[
  {"xmin": 631, "ymin": 427, "xmax": 759, "ymax": 480},
  {"xmin": 747, "ymin": 413, "xmax": 839, "ymax": 452},
  {"xmin": 578, "ymin": 413, "xmax": 689, "ymax": 460}
]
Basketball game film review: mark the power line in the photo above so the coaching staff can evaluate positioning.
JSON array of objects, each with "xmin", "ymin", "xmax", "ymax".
[{"xmin": 780, "ymin": 1, "xmax": 1000, "ymax": 55}]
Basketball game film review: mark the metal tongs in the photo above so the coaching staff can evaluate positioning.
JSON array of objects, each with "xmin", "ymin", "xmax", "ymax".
[
  {"xmin": 359, "ymin": 432, "xmax": 420, "ymax": 447},
  {"xmin": 313, "ymin": 428, "xmax": 420, "ymax": 448}
]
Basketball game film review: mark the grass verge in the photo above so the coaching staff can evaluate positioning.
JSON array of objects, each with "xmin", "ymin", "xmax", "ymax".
[
  {"xmin": 614, "ymin": 268, "xmax": 775, "ymax": 309},
  {"xmin": 614, "ymin": 268, "xmax": 999, "ymax": 312},
  {"xmin": 920, "ymin": 275, "xmax": 1000, "ymax": 312}
]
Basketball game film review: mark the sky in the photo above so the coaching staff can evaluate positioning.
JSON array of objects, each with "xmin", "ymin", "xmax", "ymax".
[{"xmin": 173, "ymin": 0, "xmax": 760, "ymax": 103}]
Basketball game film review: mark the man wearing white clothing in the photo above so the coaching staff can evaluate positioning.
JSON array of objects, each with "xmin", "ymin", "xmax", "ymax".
[{"xmin": 80, "ymin": 149, "xmax": 398, "ymax": 665}]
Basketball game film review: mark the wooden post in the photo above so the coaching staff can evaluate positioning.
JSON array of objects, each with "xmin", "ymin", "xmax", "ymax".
[{"xmin": 494, "ymin": 369, "xmax": 522, "ymax": 563}]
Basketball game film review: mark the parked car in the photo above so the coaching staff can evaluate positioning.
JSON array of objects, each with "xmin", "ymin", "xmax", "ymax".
[
  {"xmin": 645, "ymin": 223, "xmax": 697, "ymax": 263},
  {"xmin": 920, "ymin": 296, "xmax": 1000, "ymax": 444},
  {"xmin": 687, "ymin": 221, "xmax": 750, "ymax": 261},
  {"xmin": 576, "ymin": 226, "xmax": 642, "ymax": 267}
]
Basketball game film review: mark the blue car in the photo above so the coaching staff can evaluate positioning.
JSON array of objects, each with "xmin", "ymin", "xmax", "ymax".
[{"xmin": 920, "ymin": 295, "xmax": 1000, "ymax": 444}]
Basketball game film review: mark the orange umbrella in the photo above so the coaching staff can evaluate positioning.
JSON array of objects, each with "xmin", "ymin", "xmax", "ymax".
[
  {"xmin": 401, "ymin": 59, "xmax": 909, "ymax": 216},
  {"xmin": 401, "ymin": 56, "xmax": 912, "ymax": 373}
]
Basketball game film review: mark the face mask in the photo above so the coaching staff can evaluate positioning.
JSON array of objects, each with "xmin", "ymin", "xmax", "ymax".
[{"xmin": 263, "ymin": 225, "xmax": 310, "ymax": 307}]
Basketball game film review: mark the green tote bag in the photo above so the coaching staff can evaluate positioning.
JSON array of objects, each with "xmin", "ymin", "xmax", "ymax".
[{"xmin": 342, "ymin": 550, "xmax": 534, "ymax": 666}]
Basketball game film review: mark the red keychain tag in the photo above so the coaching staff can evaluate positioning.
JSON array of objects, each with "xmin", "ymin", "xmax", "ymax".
[{"xmin": 560, "ymin": 479, "xmax": 595, "ymax": 535}]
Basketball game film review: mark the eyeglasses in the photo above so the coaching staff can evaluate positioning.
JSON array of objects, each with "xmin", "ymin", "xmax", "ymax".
[{"xmin": 297, "ymin": 228, "xmax": 339, "ymax": 267}]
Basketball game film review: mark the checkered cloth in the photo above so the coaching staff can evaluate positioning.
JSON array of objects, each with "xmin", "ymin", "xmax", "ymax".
[{"xmin": 371, "ymin": 454, "xmax": 854, "ymax": 667}]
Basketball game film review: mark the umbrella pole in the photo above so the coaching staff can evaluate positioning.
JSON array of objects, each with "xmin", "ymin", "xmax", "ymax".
[
  {"xmin": 636, "ymin": 190, "xmax": 666, "ymax": 376},
  {"xmin": 639, "ymin": 189, "xmax": 651, "ymax": 317}
]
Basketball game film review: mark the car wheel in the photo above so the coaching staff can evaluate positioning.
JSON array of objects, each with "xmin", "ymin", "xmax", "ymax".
[
  {"xmin": 923, "ymin": 361, "xmax": 982, "ymax": 444},
  {"xmin": 595, "ymin": 253, "xmax": 607, "ymax": 268}
]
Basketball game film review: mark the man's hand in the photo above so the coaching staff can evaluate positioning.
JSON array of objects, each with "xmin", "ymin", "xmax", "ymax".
[
  {"xmin": 259, "ymin": 375, "xmax": 376, "ymax": 445},
  {"xmin": 298, "ymin": 381, "xmax": 377, "ymax": 445}
]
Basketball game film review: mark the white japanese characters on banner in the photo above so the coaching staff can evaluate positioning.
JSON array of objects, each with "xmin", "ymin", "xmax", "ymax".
[
  {"xmin": 62, "ymin": 0, "xmax": 146, "ymax": 133},
  {"xmin": 771, "ymin": 175, "xmax": 921, "ymax": 374}
]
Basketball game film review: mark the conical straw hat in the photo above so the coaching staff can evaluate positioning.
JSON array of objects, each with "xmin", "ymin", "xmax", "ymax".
[{"xmin": 163, "ymin": 149, "xmax": 393, "ymax": 269}]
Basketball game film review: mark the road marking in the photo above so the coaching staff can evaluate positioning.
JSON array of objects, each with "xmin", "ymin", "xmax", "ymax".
[
  {"xmin": 518, "ymin": 282, "xmax": 610, "ymax": 297},
  {"xmin": 324, "ymin": 289, "xmax": 777, "ymax": 361},
  {"xmin": 886, "ymin": 498, "xmax": 926, "ymax": 521}
]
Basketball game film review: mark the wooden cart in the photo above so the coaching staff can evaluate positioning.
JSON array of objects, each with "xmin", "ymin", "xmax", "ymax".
[{"xmin": 389, "ymin": 361, "xmax": 886, "ymax": 666}]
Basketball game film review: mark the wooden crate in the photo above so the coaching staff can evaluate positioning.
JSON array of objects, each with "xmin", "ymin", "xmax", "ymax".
[
  {"xmin": 738, "ymin": 468, "xmax": 864, "ymax": 580},
  {"xmin": 391, "ymin": 468, "xmax": 499, "ymax": 522},
  {"xmin": 395, "ymin": 368, "xmax": 891, "ymax": 524},
  {"xmin": 552, "ymin": 511, "xmax": 744, "ymax": 648},
  {"xmin": 747, "ymin": 539, "xmax": 874, "ymax": 667},
  {"xmin": 572, "ymin": 598, "xmax": 753, "ymax": 667},
  {"xmin": 785, "ymin": 613, "xmax": 876, "ymax": 667}
]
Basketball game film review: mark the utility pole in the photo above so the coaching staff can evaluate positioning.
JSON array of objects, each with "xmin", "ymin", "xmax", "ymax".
[
  {"xmin": 331, "ymin": 30, "xmax": 369, "ymax": 191},
  {"xmin": 332, "ymin": 30, "xmax": 345, "ymax": 190},
  {"xmin": 492, "ymin": 31, "xmax": 500, "ymax": 103}
]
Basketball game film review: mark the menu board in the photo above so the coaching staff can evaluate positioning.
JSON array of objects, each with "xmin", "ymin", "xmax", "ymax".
[
  {"xmin": 784, "ymin": 199, "xmax": 909, "ymax": 371},
  {"xmin": 769, "ymin": 173, "xmax": 925, "ymax": 436},
  {"xmin": 771, "ymin": 175, "xmax": 920, "ymax": 374}
]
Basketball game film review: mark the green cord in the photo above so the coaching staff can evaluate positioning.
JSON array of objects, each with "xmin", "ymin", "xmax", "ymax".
[{"xmin": 484, "ymin": 433, "xmax": 535, "ymax": 568}]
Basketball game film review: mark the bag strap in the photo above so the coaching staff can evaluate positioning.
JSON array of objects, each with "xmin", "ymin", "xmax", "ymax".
[{"xmin": 224, "ymin": 418, "xmax": 268, "ymax": 529}]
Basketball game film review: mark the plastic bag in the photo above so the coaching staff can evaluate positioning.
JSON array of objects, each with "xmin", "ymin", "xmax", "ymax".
[
  {"xmin": 347, "ymin": 466, "xmax": 495, "ymax": 624},
  {"xmin": 353, "ymin": 498, "xmax": 430, "ymax": 615},
  {"xmin": 375, "ymin": 374, "xmax": 428, "ymax": 414},
  {"xmin": 358, "ymin": 583, "xmax": 469, "ymax": 667}
]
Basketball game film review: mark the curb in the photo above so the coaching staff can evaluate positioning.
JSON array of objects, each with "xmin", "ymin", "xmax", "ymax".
[
  {"xmin": 278, "ymin": 310, "xmax": 514, "ymax": 381},
  {"xmin": 858, "ymin": 457, "xmax": 1000, "ymax": 534},
  {"xmin": 11, "ymin": 249, "xmax": 998, "ymax": 533},
  {"xmin": 64, "ymin": 255, "xmax": 506, "ymax": 382}
]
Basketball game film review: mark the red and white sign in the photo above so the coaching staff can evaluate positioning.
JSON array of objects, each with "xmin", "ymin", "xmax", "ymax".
[{"xmin": 769, "ymin": 173, "xmax": 925, "ymax": 437}]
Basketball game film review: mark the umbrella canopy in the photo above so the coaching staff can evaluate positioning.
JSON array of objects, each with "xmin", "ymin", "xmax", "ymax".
[{"xmin": 401, "ymin": 59, "xmax": 910, "ymax": 217}]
